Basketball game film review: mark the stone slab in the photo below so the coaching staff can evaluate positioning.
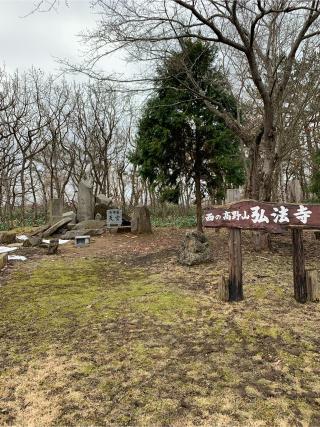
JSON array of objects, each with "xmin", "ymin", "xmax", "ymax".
[
  {"xmin": 61, "ymin": 228, "xmax": 105, "ymax": 239},
  {"xmin": 42, "ymin": 217, "xmax": 73, "ymax": 238}
]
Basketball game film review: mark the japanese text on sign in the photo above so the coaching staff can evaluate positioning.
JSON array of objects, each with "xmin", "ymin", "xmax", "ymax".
[
  {"xmin": 203, "ymin": 201, "xmax": 320, "ymax": 232},
  {"xmin": 205, "ymin": 205, "xmax": 312, "ymax": 225},
  {"xmin": 107, "ymin": 209, "xmax": 122, "ymax": 227}
]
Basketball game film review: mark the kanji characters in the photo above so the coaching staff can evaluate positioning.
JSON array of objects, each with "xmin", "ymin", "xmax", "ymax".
[
  {"xmin": 250, "ymin": 206, "xmax": 270, "ymax": 224},
  {"xmin": 271, "ymin": 206, "xmax": 289, "ymax": 223},
  {"xmin": 205, "ymin": 213, "xmax": 214, "ymax": 221},
  {"xmin": 294, "ymin": 205, "xmax": 312, "ymax": 224},
  {"xmin": 223, "ymin": 211, "xmax": 232, "ymax": 220}
]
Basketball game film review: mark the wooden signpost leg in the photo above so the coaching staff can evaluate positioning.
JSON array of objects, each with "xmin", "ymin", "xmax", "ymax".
[
  {"xmin": 291, "ymin": 228, "xmax": 307, "ymax": 303},
  {"xmin": 228, "ymin": 228, "xmax": 243, "ymax": 301}
]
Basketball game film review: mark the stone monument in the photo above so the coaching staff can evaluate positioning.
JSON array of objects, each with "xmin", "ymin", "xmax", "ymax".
[
  {"xmin": 49, "ymin": 198, "xmax": 63, "ymax": 223},
  {"xmin": 78, "ymin": 180, "xmax": 95, "ymax": 222}
]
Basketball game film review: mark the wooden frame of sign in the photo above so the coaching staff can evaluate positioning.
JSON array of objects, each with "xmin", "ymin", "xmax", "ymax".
[{"xmin": 204, "ymin": 200, "xmax": 320, "ymax": 303}]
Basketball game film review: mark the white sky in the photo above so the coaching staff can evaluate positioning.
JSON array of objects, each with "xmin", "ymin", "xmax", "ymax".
[{"xmin": 0, "ymin": 0, "xmax": 127, "ymax": 77}]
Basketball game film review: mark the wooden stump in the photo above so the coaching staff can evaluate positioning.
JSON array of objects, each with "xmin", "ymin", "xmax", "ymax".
[
  {"xmin": 291, "ymin": 228, "xmax": 307, "ymax": 303},
  {"xmin": 306, "ymin": 269, "xmax": 319, "ymax": 302},
  {"xmin": 228, "ymin": 228, "xmax": 243, "ymax": 301},
  {"xmin": 218, "ymin": 276, "xmax": 229, "ymax": 301},
  {"xmin": 131, "ymin": 206, "xmax": 152, "ymax": 234}
]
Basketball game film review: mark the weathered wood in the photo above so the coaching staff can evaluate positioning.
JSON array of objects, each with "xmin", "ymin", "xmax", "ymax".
[
  {"xmin": 306, "ymin": 269, "xmax": 319, "ymax": 302},
  {"xmin": 218, "ymin": 276, "xmax": 229, "ymax": 301},
  {"xmin": 228, "ymin": 228, "xmax": 243, "ymax": 301},
  {"xmin": 292, "ymin": 228, "xmax": 307, "ymax": 303},
  {"xmin": 204, "ymin": 200, "xmax": 320, "ymax": 232},
  {"xmin": 252, "ymin": 231, "xmax": 272, "ymax": 251},
  {"xmin": 314, "ymin": 231, "xmax": 320, "ymax": 240}
]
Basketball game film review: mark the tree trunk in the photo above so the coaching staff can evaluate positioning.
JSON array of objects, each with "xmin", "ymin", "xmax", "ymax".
[{"xmin": 194, "ymin": 175, "xmax": 203, "ymax": 233}]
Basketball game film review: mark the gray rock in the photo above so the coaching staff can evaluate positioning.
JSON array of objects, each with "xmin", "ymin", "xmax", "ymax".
[
  {"xmin": 95, "ymin": 213, "xmax": 102, "ymax": 220},
  {"xmin": 42, "ymin": 217, "xmax": 73, "ymax": 237},
  {"xmin": 74, "ymin": 220, "xmax": 106, "ymax": 230},
  {"xmin": 22, "ymin": 236, "xmax": 42, "ymax": 247},
  {"xmin": 96, "ymin": 194, "xmax": 113, "ymax": 206},
  {"xmin": 0, "ymin": 231, "xmax": 16, "ymax": 244},
  {"xmin": 63, "ymin": 211, "xmax": 77, "ymax": 223},
  {"xmin": 178, "ymin": 231, "xmax": 211, "ymax": 266},
  {"xmin": 61, "ymin": 228, "xmax": 105, "ymax": 239}
]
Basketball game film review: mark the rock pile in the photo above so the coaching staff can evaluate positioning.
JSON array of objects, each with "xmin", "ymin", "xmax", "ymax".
[{"xmin": 178, "ymin": 231, "xmax": 211, "ymax": 266}]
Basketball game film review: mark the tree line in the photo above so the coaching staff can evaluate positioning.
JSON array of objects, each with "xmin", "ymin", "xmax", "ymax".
[{"xmin": 0, "ymin": 69, "xmax": 146, "ymax": 225}]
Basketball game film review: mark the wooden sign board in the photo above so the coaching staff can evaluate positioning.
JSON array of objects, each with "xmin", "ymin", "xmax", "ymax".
[{"xmin": 204, "ymin": 200, "xmax": 320, "ymax": 232}]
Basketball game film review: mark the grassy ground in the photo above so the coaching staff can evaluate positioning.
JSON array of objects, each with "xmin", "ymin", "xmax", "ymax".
[{"xmin": 0, "ymin": 228, "xmax": 320, "ymax": 426}]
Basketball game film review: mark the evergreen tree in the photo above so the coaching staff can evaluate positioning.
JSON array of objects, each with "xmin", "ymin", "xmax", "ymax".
[{"xmin": 132, "ymin": 39, "xmax": 244, "ymax": 231}]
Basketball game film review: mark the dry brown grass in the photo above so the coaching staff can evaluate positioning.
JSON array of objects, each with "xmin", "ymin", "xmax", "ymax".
[{"xmin": 0, "ymin": 228, "xmax": 320, "ymax": 426}]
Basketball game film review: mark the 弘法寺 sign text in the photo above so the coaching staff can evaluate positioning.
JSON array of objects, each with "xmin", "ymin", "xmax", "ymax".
[{"xmin": 203, "ymin": 200, "xmax": 320, "ymax": 232}]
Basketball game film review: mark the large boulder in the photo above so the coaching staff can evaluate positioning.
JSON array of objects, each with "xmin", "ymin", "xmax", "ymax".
[
  {"xmin": 63, "ymin": 211, "xmax": 77, "ymax": 223},
  {"xmin": 61, "ymin": 229, "xmax": 105, "ymax": 239},
  {"xmin": 0, "ymin": 231, "xmax": 16, "ymax": 244},
  {"xmin": 178, "ymin": 231, "xmax": 211, "ymax": 266},
  {"xmin": 94, "ymin": 195, "xmax": 114, "ymax": 220},
  {"xmin": 73, "ymin": 220, "xmax": 106, "ymax": 230},
  {"xmin": 96, "ymin": 194, "xmax": 113, "ymax": 206}
]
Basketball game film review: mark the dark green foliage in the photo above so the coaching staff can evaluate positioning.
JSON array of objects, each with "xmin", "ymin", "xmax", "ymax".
[
  {"xmin": 131, "ymin": 39, "xmax": 245, "ymax": 201},
  {"xmin": 159, "ymin": 187, "xmax": 180, "ymax": 204}
]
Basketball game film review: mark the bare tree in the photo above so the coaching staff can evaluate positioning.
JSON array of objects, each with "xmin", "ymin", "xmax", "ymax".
[{"xmin": 76, "ymin": 0, "xmax": 320, "ymax": 201}]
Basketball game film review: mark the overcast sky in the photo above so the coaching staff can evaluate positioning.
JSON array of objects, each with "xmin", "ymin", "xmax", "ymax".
[{"xmin": 0, "ymin": 0, "xmax": 128, "ymax": 78}]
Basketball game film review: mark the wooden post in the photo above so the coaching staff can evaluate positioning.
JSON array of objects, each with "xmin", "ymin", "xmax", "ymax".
[
  {"xmin": 291, "ymin": 228, "xmax": 307, "ymax": 303},
  {"xmin": 218, "ymin": 276, "xmax": 229, "ymax": 301},
  {"xmin": 228, "ymin": 228, "xmax": 243, "ymax": 301},
  {"xmin": 306, "ymin": 269, "xmax": 319, "ymax": 302}
]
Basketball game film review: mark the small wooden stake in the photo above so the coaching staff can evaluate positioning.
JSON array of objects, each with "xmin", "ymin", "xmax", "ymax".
[
  {"xmin": 291, "ymin": 228, "xmax": 307, "ymax": 303},
  {"xmin": 228, "ymin": 228, "xmax": 243, "ymax": 301},
  {"xmin": 218, "ymin": 276, "xmax": 229, "ymax": 301},
  {"xmin": 306, "ymin": 269, "xmax": 319, "ymax": 302}
]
